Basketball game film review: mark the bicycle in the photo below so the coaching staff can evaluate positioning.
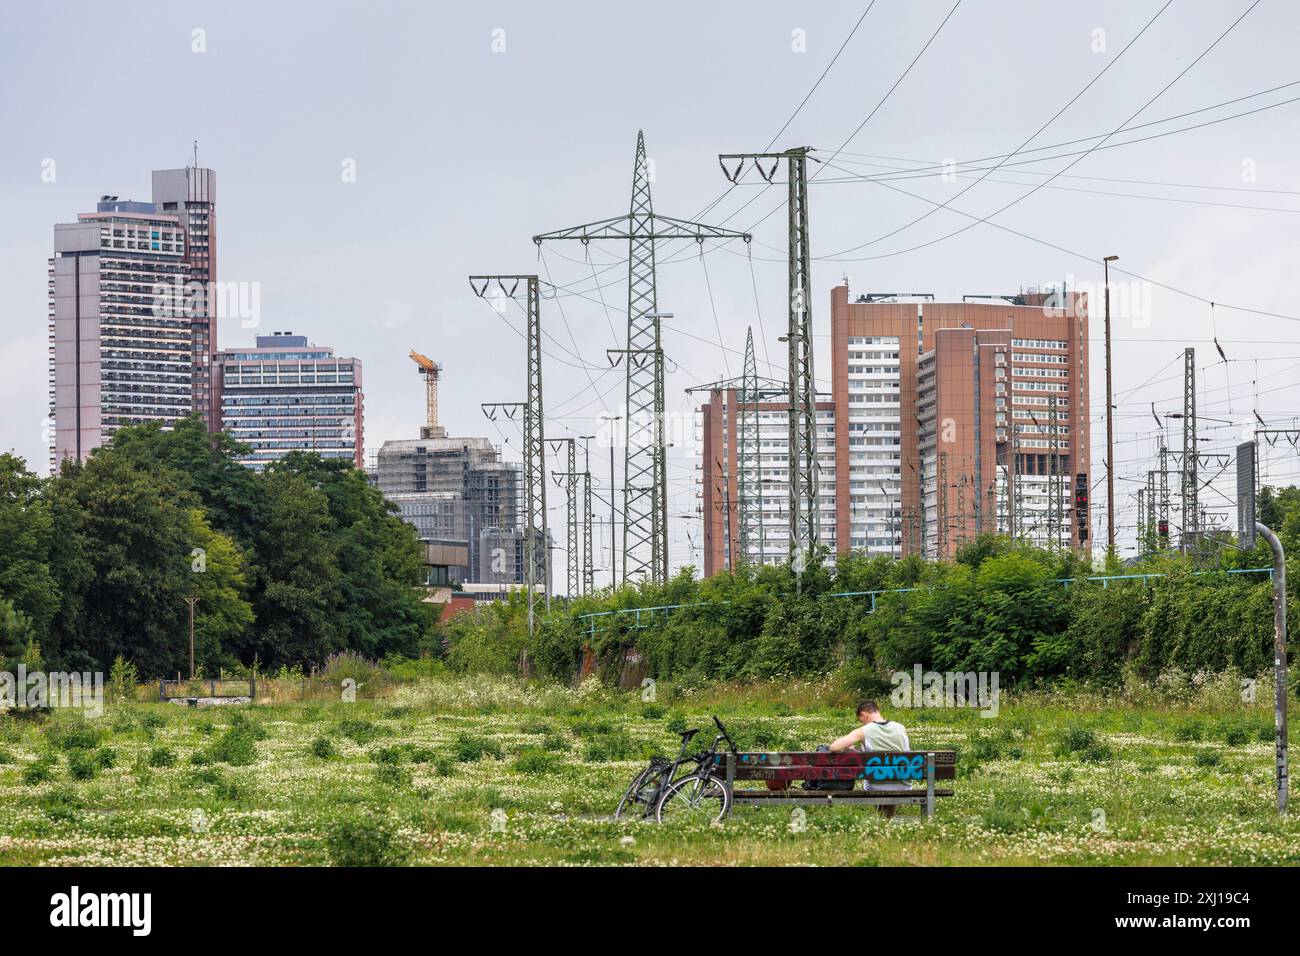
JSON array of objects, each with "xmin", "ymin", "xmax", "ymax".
[
  {"xmin": 654, "ymin": 716, "xmax": 740, "ymax": 824},
  {"xmin": 614, "ymin": 726, "xmax": 701, "ymax": 820}
]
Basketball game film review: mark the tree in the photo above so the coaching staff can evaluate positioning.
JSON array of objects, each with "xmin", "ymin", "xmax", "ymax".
[
  {"xmin": 244, "ymin": 469, "xmax": 342, "ymax": 668},
  {"xmin": 0, "ymin": 454, "xmax": 58, "ymax": 642},
  {"xmin": 47, "ymin": 452, "xmax": 194, "ymax": 675},
  {"xmin": 182, "ymin": 508, "xmax": 254, "ymax": 671}
]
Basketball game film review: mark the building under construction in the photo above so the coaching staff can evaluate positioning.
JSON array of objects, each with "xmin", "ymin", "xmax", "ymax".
[{"xmin": 371, "ymin": 351, "xmax": 526, "ymax": 586}]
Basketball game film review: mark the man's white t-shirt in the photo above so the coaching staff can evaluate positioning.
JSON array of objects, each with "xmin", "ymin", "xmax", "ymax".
[{"xmin": 860, "ymin": 719, "xmax": 911, "ymax": 790}]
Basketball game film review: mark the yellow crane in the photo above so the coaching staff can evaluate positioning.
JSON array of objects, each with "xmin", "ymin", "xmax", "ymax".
[{"xmin": 409, "ymin": 349, "xmax": 446, "ymax": 439}]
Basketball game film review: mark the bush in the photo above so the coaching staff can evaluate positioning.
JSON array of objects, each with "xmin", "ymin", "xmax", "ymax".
[
  {"xmin": 95, "ymin": 747, "xmax": 117, "ymax": 769},
  {"xmin": 452, "ymin": 735, "xmax": 502, "ymax": 763},
  {"xmin": 1194, "ymin": 750, "xmax": 1223, "ymax": 768},
  {"xmin": 1224, "ymin": 725, "xmax": 1250, "ymax": 747},
  {"xmin": 51, "ymin": 722, "xmax": 100, "ymax": 752},
  {"xmin": 582, "ymin": 731, "xmax": 638, "ymax": 763},
  {"xmin": 1053, "ymin": 726, "xmax": 1111, "ymax": 763},
  {"xmin": 512, "ymin": 747, "xmax": 562, "ymax": 776},
  {"xmin": 22, "ymin": 756, "xmax": 57, "ymax": 785},
  {"xmin": 370, "ymin": 746, "xmax": 404, "ymax": 766},
  {"xmin": 540, "ymin": 733, "xmax": 570, "ymax": 754},
  {"xmin": 147, "ymin": 746, "xmax": 176, "ymax": 768},
  {"xmin": 310, "ymin": 737, "xmax": 337, "ymax": 759},
  {"xmin": 325, "ymin": 812, "xmax": 408, "ymax": 867},
  {"xmin": 374, "ymin": 764, "xmax": 411, "ymax": 788},
  {"xmin": 39, "ymin": 786, "xmax": 81, "ymax": 823},
  {"xmin": 208, "ymin": 726, "xmax": 258, "ymax": 766},
  {"xmin": 337, "ymin": 719, "xmax": 383, "ymax": 744},
  {"xmin": 67, "ymin": 750, "xmax": 98, "ymax": 780}
]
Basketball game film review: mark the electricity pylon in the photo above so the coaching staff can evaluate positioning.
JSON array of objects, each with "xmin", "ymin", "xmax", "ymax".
[
  {"xmin": 533, "ymin": 131, "xmax": 751, "ymax": 586},
  {"xmin": 738, "ymin": 327, "xmax": 765, "ymax": 566},
  {"xmin": 720, "ymin": 147, "xmax": 818, "ymax": 563},
  {"xmin": 471, "ymin": 275, "xmax": 546, "ymax": 633},
  {"xmin": 549, "ymin": 437, "xmax": 580, "ymax": 599},
  {"xmin": 685, "ymin": 338, "xmax": 784, "ymax": 571},
  {"xmin": 579, "ymin": 434, "xmax": 596, "ymax": 595},
  {"xmin": 1182, "ymin": 347, "xmax": 1199, "ymax": 549}
]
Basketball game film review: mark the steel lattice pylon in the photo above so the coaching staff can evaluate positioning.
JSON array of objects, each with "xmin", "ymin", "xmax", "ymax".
[
  {"xmin": 737, "ymin": 327, "xmax": 764, "ymax": 566},
  {"xmin": 720, "ymin": 147, "xmax": 819, "ymax": 562},
  {"xmin": 470, "ymin": 275, "xmax": 547, "ymax": 632},
  {"xmin": 1182, "ymin": 347, "xmax": 1199, "ymax": 547},
  {"xmin": 549, "ymin": 438, "xmax": 580, "ymax": 598},
  {"xmin": 581, "ymin": 436, "xmax": 595, "ymax": 595},
  {"xmin": 534, "ymin": 131, "xmax": 751, "ymax": 585}
]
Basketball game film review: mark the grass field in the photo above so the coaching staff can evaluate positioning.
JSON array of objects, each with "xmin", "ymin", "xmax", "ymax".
[{"xmin": 0, "ymin": 673, "xmax": 1297, "ymax": 866}]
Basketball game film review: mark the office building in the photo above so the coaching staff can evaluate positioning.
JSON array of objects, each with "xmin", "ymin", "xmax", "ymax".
[{"xmin": 214, "ymin": 332, "xmax": 364, "ymax": 470}]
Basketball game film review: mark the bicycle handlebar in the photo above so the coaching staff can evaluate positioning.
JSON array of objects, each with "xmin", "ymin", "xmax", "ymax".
[{"xmin": 712, "ymin": 715, "xmax": 739, "ymax": 755}]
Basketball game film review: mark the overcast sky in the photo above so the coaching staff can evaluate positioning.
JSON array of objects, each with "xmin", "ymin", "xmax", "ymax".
[{"xmin": 3, "ymin": 0, "xmax": 1299, "ymax": 580}]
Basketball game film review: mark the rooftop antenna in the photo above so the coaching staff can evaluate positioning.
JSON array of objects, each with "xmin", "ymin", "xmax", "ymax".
[{"xmin": 193, "ymin": 139, "xmax": 199, "ymax": 169}]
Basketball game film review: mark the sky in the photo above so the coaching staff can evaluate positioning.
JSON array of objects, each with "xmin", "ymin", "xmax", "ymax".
[{"xmin": 3, "ymin": 0, "xmax": 1299, "ymax": 584}]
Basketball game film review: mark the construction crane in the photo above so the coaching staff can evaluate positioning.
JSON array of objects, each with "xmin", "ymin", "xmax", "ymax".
[{"xmin": 409, "ymin": 349, "xmax": 446, "ymax": 439}]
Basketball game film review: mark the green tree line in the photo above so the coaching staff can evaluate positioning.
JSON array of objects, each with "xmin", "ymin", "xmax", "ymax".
[
  {"xmin": 0, "ymin": 416, "xmax": 433, "ymax": 675},
  {"xmin": 444, "ymin": 488, "xmax": 1300, "ymax": 689}
]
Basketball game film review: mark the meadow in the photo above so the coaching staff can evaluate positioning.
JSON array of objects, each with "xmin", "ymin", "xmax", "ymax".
[{"xmin": 0, "ymin": 672, "xmax": 1296, "ymax": 867}]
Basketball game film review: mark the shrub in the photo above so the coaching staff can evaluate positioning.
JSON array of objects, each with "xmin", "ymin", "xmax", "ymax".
[
  {"xmin": 1053, "ymin": 726, "xmax": 1111, "ymax": 763},
  {"xmin": 38, "ymin": 786, "xmax": 81, "ymax": 823},
  {"xmin": 1194, "ymin": 750, "xmax": 1223, "ymax": 769},
  {"xmin": 0, "ymin": 748, "xmax": 13, "ymax": 764},
  {"xmin": 67, "ymin": 750, "xmax": 98, "ymax": 780},
  {"xmin": 582, "ymin": 731, "xmax": 638, "ymax": 763},
  {"xmin": 374, "ymin": 764, "xmax": 412, "ymax": 788},
  {"xmin": 107, "ymin": 656, "xmax": 139, "ymax": 702},
  {"xmin": 208, "ymin": 726, "xmax": 258, "ymax": 766},
  {"xmin": 512, "ymin": 747, "xmax": 562, "ymax": 776},
  {"xmin": 404, "ymin": 746, "xmax": 437, "ymax": 764},
  {"xmin": 310, "ymin": 737, "xmax": 337, "ymax": 759},
  {"xmin": 147, "ymin": 746, "xmax": 176, "ymax": 768},
  {"xmin": 370, "ymin": 746, "xmax": 404, "ymax": 766},
  {"xmin": 337, "ymin": 719, "xmax": 383, "ymax": 744},
  {"xmin": 1224, "ymin": 725, "xmax": 1251, "ymax": 747},
  {"xmin": 95, "ymin": 747, "xmax": 117, "ymax": 769},
  {"xmin": 325, "ymin": 812, "xmax": 407, "ymax": 867},
  {"xmin": 22, "ymin": 756, "xmax": 57, "ymax": 785},
  {"xmin": 453, "ymin": 735, "xmax": 502, "ymax": 763},
  {"xmin": 52, "ymin": 722, "xmax": 100, "ymax": 752},
  {"xmin": 540, "ymin": 733, "xmax": 570, "ymax": 754}
]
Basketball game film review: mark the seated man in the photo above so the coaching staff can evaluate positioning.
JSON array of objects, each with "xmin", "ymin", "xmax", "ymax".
[{"xmin": 829, "ymin": 699, "xmax": 911, "ymax": 818}]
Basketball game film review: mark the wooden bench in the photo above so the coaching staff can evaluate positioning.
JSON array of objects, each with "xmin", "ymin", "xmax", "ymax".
[{"xmin": 712, "ymin": 750, "xmax": 957, "ymax": 817}]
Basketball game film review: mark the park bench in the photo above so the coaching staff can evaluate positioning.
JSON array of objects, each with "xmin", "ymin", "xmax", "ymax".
[{"xmin": 712, "ymin": 750, "xmax": 957, "ymax": 817}]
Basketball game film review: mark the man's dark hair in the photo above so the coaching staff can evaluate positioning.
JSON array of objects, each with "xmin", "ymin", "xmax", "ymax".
[{"xmin": 855, "ymin": 699, "xmax": 880, "ymax": 717}]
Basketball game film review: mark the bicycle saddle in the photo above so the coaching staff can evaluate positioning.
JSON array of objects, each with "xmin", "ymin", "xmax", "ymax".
[{"xmin": 680, "ymin": 728, "xmax": 700, "ymax": 741}]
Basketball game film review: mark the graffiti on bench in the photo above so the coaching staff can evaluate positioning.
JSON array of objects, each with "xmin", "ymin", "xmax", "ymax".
[{"xmin": 714, "ymin": 751, "xmax": 934, "ymax": 783}]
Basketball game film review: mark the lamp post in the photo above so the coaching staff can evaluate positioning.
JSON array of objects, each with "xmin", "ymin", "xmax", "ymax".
[{"xmin": 1103, "ymin": 254, "xmax": 1119, "ymax": 560}]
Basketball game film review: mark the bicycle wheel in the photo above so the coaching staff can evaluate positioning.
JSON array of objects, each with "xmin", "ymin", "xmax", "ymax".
[
  {"xmin": 615, "ymin": 763, "xmax": 665, "ymax": 820},
  {"xmin": 654, "ymin": 771, "xmax": 732, "ymax": 824}
]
